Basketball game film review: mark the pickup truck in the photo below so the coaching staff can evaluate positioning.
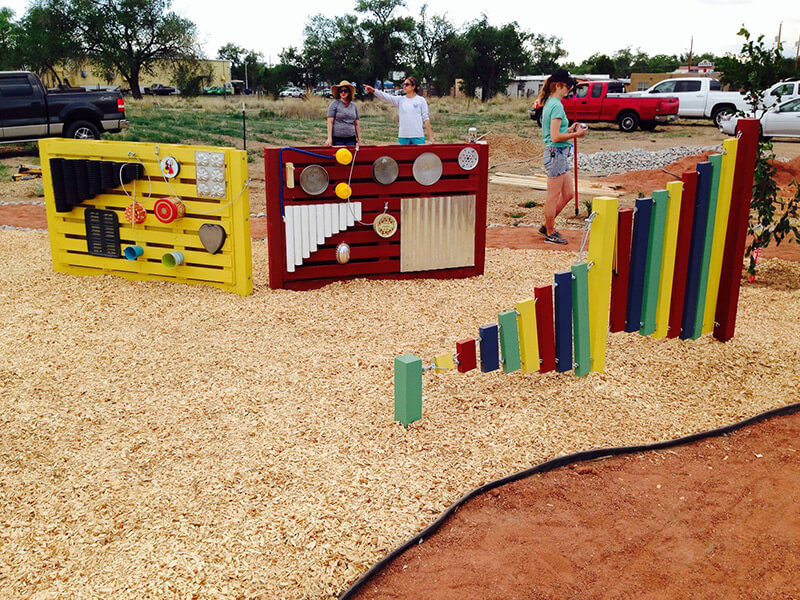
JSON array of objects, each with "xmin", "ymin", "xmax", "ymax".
[
  {"xmin": 0, "ymin": 71, "xmax": 128, "ymax": 143},
  {"xmin": 144, "ymin": 83, "xmax": 177, "ymax": 96},
  {"xmin": 530, "ymin": 80, "xmax": 679, "ymax": 132},
  {"xmin": 630, "ymin": 77, "xmax": 748, "ymax": 127}
]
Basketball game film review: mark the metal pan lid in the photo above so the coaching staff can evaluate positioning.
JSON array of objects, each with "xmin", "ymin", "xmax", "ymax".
[
  {"xmin": 298, "ymin": 164, "xmax": 329, "ymax": 196},
  {"xmin": 412, "ymin": 152, "xmax": 443, "ymax": 186},
  {"xmin": 372, "ymin": 156, "xmax": 399, "ymax": 185}
]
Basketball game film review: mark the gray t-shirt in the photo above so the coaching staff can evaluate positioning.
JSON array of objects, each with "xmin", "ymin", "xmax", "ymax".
[{"xmin": 327, "ymin": 100, "xmax": 359, "ymax": 138}]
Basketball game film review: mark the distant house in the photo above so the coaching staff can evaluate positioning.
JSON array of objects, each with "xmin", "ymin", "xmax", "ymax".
[
  {"xmin": 506, "ymin": 74, "xmax": 614, "ymax": 99},
  {"xmin": 40, "ymin": 59, "xmax": 232, "ymax": 94}
]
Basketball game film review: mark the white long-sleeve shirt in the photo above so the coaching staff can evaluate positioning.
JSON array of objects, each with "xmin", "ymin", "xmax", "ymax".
[{"xmin": 373, "ymin": 89, "xmax": 430, "ymax": 139}]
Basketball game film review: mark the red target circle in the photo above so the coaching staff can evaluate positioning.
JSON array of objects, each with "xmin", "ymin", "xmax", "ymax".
[{"xmin": 154, "ymin": 198, "xmax": 178, "ymax": 223}]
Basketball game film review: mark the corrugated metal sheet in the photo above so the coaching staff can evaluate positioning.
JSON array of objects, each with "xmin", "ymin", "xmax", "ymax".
[{"xmin": 400, "ymin": 195, "xmax": 475, "ymax": 272}]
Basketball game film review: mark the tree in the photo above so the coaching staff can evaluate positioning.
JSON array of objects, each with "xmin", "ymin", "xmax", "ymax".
[
  {"xmin": 459, "ymin": 16, "xmax": 530, "ymax": 101},
  {"xmin": 218, "ymin": 43, "xmax": 263, "ymax": 89},
  {"xmin": 355, "ymin": 0, "xmax": 414, "ymax": 85},
  {"xmin": 529, "ymin": 34, "xmax": 566, "ymax": 74},
  {"xmin": 12, "ymin": 1, "xmax": 82, "ymax": 83},
  {"xmin": 717, "ymin": 27, "xmax": 799, "ymax": 274},
  {"xmin": 50, "ymin": 0, "xmax": 199, "ymax": 98},
  {"xmin": 405, "ymin": 4, "xmax": 455, "ymax": 94},
  {"xmin": 0, "ymin": 7, "xmax": 19, "ymax": 69}
]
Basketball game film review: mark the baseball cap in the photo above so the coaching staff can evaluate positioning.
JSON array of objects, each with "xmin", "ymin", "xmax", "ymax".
[{"xmin": 550, "ymin": 69, "xmax": 577, "ymax": 88}]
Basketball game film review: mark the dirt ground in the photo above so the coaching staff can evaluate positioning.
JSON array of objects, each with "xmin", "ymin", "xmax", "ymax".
[{"xmin": 349, "ymin": 409, "xmax": 800, "ymax": 600}]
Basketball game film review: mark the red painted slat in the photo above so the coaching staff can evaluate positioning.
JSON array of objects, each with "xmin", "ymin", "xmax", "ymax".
[
  {"xmin": 714, "ymin": 119, "xmax": 760, "ymax": 342},
  {"xmin": 535, "ymin": 285, "xmax": 556, "ymax": 373},
  {"xmin": 456, "ymin": 339, "xmax": 477, "ymax": 372},
  {"xmin": 667, "ymin": 171, "xmax": 698, "ymax": 338},
  {"xmin": 609, "ymin": 208, "xmax": 633, "ymax": 333}
]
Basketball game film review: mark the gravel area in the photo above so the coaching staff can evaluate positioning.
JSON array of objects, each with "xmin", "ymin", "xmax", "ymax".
[
  {"xmin": 577, "ymin": 145, "xmax": 723, "ymax": 174},
  {"xmin": 2, "ymin": 229, "xmax": 799, "ymax": 599}
]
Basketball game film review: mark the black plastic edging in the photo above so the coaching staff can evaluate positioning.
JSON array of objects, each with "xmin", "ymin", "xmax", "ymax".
[{"xmin": 339, "ymin": 402, "xmax": 800, "ymax": 599}]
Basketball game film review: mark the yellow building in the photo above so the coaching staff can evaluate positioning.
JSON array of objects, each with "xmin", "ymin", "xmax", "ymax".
[{"xmin": 41, "ymin": 59, "xmax": 231, "ymax": 92}]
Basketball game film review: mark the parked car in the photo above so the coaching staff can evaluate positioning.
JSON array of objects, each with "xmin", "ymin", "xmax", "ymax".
[
  {"xmin": 203, "ymin": 85, "xmax": 232, "ymax": 96},
  {"xmin": 529, "ymin": 80, "xmax": 679, "ymax": 132},
  {"xmin": 761, "ymin": 79, "xmax": 800, "ymax": 109},
  {"xmin": 144, "ymin": 83, "xmax": 177, "ymax": 95},
  {"xmin": 630, "ymin": 77, "xmax": 748, "ymax": 127},
  {"xmin": 0, "ymin": 71, "xmax": 128, "ymax": 142},
  {"xmin": 719, "ymin": 97, "xmax": 800, "ymax": 139},
  {"xmin": 314, "ymin": 88, "xmax": 333, "ymax": 98},
  {"xmin": 280, "ymin": 86, "xmax": 305, "ymax": 98}
]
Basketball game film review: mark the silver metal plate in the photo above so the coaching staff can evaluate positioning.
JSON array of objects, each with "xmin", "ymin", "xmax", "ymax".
[
  {"xmin": 372, "ymin": 156, "xmax": 399, "ymax": 185},
  {"xmin": 457, "ymin": 147, "xmax": 479, "ymax": 170},
  {"xmin": 299, "ymin": 164, "xmax": 329, "ymax": 196},
  {"xmin": 412, "ymin": 152, "xmax": 443, "ymax": 186}
]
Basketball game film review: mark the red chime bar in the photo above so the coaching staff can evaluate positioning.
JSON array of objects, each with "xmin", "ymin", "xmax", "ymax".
[
  {"xmin": 455, "ymin": 339, "xmax": 477, "ymax": 373},
  {"xmin": 609, "ymin": 208, "xmax": 633, "ymax": 333},
  {"xmin": 667, "ymin": 170, "xmax": 698, "ymax": 338},
  {"xmin": 714, "ymin": 118, "xmax": 760, "ymax": 342},
  {"xmin": 534, "ymin": 285, "xmax": 556, "ymax": 373}
]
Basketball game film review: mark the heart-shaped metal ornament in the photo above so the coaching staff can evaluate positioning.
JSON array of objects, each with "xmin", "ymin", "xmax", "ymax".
[{"xmin": 199, "ymin": 224, "xmax": 227, "ymax": 254}]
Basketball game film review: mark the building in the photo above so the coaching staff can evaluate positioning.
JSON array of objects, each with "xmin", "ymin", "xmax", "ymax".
[
  {"xmin": 40, "ymin": 59, "xmax": 232, "ymax": 93},
  {"xmin": 506, "ymin": 74, "xmax": 615, "ymax": 99}
]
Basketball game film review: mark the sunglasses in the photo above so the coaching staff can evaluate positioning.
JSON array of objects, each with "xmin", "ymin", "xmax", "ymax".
[
  {"xmin": 339, "ymin": 89, "xmax": 350, "ymax": 94},
  {"xmin": 402, "ymin": 82, "xmax": 412, "ymax": 87}
]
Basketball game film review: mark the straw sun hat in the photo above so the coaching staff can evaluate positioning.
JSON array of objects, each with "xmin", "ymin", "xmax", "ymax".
[{"xmin": 331, "ymin": 80, "xmax": 356, "ymax": 97}]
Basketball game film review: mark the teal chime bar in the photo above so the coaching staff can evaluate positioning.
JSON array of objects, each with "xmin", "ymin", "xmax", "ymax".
[
  {"xmin": 571, "ymin": 263, "xmax": 590, "ymax": 377},
  {"xmin": 498, "ymin": 310, "xmax": 521, "ymax": 374},
  {"xmin": 394, "ymin": 354, "xmax": 422, "ymax": 428}
]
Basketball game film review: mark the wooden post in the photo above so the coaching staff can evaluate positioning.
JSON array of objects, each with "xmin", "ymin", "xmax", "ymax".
[
  {"xmin": 587, "ymin": 197, "xmax": 618, "ymax": 372},
  {"xmin": 625, "ymin": 197, "xmax": 652, "ymax": 333},
  {"xmin": 609, "ymin": 209, "xmax": 633, "ymax": 333},
  {"xmin": 653, "ymin": 181, "xmax": 683, "ymax": 338},
  {"xmin": 498, "ymin": 310, "xmax": 521, "ymax": 374},
  {"xmin": 394, "ymin": 354, "xmax": 422, "ymax": 427},
  {"xmin": 535, "ymin": 285, "xmax": 556, "ymax": 373},
  {"xmin": 554, "ymin": 271, "xmax": 573, "ymax": 373},
  {"xmin": 667, "ymin": 171, "xmax": 698, "ymax": 338},
  {"xmin": 571, "ymin": 263, "xmax": 591, "ymax": 377},
  {"xmin": 693, "ymin": 153, "xmax": 723, "ymax": 338},
  {"xmin": 681, "ymin": 162, "xmax": 712, "ymax": 340},
  {"xmin": 640, "ymin": 189, "xmax": 668, "ymax": 336},
  {"xmin": 516, "ymin": 298, "xmax": 539, "ymax": 374}
]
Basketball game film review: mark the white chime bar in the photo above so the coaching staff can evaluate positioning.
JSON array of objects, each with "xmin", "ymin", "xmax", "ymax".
[{"xmin": 285, "ymin": 202, "xmax": 363, "ymax": 273}]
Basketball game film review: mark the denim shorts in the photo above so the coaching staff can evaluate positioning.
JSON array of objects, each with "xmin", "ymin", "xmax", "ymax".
[{"xmin": 544, "ymin": 145, "xmax": 573, "ymax": 178}]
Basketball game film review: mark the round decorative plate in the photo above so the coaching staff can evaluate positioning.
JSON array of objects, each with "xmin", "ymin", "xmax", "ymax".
[
  {"xmin": 457, "ymin": 147, "xmax": 479, "ymax": 171},
  {"xmin": 372, "ymin": 156, "xmax": 399, "ymax": 185},
  {"xmin": 412, "ymin": 152, "xmax": 443, "ymax": 186},
  {"xmin": 298, "ymin": 164, "xmax": 329, "ymax": 196},
  {"xmin": 373, "ymin": 213, "xmax": 398, "ymax": 238}
]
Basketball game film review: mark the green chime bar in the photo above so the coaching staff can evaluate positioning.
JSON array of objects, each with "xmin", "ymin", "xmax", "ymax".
[
  {"xmin": 571, "ymin": 263, "xmax": 590, "ymax": 377},
  {"xmin": 640, "ymin": 189, "xmax": 669, "ymax": 336},
  {"xmin": 498, "ymin": 310, "xmax": 521, "ymax": 374},
  {"xmin": 394, "ymin": 354, "xmax": 422, "ymax": 428}
]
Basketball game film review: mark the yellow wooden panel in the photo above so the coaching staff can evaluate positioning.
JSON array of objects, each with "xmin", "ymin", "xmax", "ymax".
[
  {"xmin": 434, "ymin": 353, "xmax": 456, "ymax": 371},
  {"xmin": 516, "ymin": 298, "xmax": 539, "ymax": 373},
  {"xmin": 39, "ymin": 138, "xmax": 252, "ymax": 295},
  {"xmin": 653, "ymin": 181, "xmax": 683, "ymax": 339},
  {"xmin": 587, "ymin": 197, "xmax": 619, "ymax": 373},
  {"xmin": 702, "ymin": 137, "xmax": 738, "ymax": 333}
]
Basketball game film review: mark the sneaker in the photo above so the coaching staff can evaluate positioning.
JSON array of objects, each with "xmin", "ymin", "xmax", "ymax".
[{"xmin": 544, "ymin": 231, "xmax": 568, "ymax": 245}]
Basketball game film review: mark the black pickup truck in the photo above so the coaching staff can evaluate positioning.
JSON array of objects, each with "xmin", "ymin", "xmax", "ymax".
[{"xmin": 0, "ymin": 71, "xmax": 129, "ymax": 143}]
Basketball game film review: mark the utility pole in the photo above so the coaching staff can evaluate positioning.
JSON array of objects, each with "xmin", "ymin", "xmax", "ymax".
[
  {"xmin": 245, "ymin": 62, "xmax": 248, "ymax": 92},
  {"xmin": 776, "ymin": 22, "xmax": 782, "ymax": 48},
  {"xmin": 795, "ymin": 35, "xmax": 799, "ymax": 71},
  {"xmin": 687, "ymin": 36, "xmax": 693, "ymax": 71}
]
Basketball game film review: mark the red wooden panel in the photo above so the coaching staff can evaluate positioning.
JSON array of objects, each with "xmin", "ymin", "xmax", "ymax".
[
  {"xmin": 456, "ymin": 339, "xmax": 477, "ymax": 372},
  {"xmin": 667, "ymin": 171, "xmax": 698, "ymax": 338},
  {"xmin": 714, "ymin": 119, "xmax": 760, "ymax": 342},
  {"xmin": 609, "ymin": 208, "xmax": 633, "ymax": 333},
  {"xmin": 535, "ymin": 285, "xmax": 556, "ymax": 374},
  {"xmin": 265, "ymin": 143, "xmax": 489, "ymax": 289},
  {"xmin": 283, "ymin": 265, "xmax": 483, "ymax": 290}
]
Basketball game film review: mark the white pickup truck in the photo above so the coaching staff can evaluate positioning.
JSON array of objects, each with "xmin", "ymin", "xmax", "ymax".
[{"xmin": 631, "ymin": 77, "xmax": 748, "ymax": 127}]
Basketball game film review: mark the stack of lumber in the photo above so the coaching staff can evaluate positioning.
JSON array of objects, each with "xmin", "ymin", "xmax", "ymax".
[{"xmin": 490, "ymin": 172, "xmax": 623, "ymax": 197}]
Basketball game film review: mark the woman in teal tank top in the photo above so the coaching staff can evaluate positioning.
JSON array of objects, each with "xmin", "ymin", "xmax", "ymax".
[{"xmin": 537, "ymin": 69, "xmax": 587, "ymax": 245}]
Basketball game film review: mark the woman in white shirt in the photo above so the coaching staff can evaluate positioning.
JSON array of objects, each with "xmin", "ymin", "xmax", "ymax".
[{"xmin": 364, "ymin": 77, "xmax": 435, "ymax": 144}]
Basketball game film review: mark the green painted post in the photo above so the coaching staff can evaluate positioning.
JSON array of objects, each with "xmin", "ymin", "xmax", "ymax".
[
  {"xmin": 571, "ymin": 263, "xmax": 590, "ymax": 377},
  {"xmin": 394, "ymin": 354, "xmax": 422, "ymax": 427},
  {"xmin": 693, "ymin": 153, "xmax": 723, "ymax": 339},
  {"xmin": 498, "ymin": 310, "xmax": 521, "ymax": 373},
  {"xmin": 640, "ymin": 189, "xmax": 669, "ymax": 335}
]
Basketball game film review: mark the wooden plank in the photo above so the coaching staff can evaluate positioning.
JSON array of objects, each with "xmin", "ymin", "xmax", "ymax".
[
  {"xmin": 456, "ymin": 339, "xmax": 477, "ymax": 373},
  {"xmin": 640, "ymin": 189, "xmax": 668, "ymax": 336},
  {"xmin": 609, "ymin": 208, "xmax": 633, "ymax": 333},
  {"xmin": 714, "ymin": 120, "xmax": 760, "ymax": 342},
  {"xmin": 394, "ymin": 354, "xmax": 423, "ymax": 428},
  {"xmin": 571, "ymin": 263, "xmax": 590, "ymax": 377},
  {"xmin": 681, "ymin": 161, "xmax": 713, "ymax": 340},
  {"xmin": 667, "ymin": 171, "xmax": 698, "ymax": 339},
  {"xmin": 490, "ymin": 172, "xmax": 622, "ymax": 197},
  {"xmin": 693, "ymin": 154, "xmax": 723, "ymax": 337},
  {"xmin": 553, "ymin": 271, "xmax": 573, "ymax": 373},
  {"xmin": 535, "ymin": 285, "xmax": 556, "ymax": 374},
  {"xmin": 625, "ymin": 197, "xmax": 652, "ymax": 333},
  {"xmin": 653, "ymin": 181, "xmax": 683, "ymax": 338},
  {"xmin": 479, "ymin": 324, "xmax": 500, "ymax": 373},
  {"xmin": 498, "ymin": 310, "xmax": 521, "ymax": 374},
  {"xmin": 587, "ymin": 197, "xmax": 619, "ymax": 372},
  {"xmin": 516, "ymin": 298, "xmax": 539, "ymax": 374}
]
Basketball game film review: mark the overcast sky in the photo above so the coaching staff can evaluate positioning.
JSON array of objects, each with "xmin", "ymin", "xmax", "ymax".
[{"xmin": 4, "ymin": 0, "xmax": 799, "ymax": 66}]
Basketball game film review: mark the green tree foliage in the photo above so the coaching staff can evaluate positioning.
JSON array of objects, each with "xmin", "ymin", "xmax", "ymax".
[
  {"xmin": 529, "ymin": 34, "xmax": 566, "ymax": 74},
  {"xmin": 300, "ymin": 14, "xmax": 371, "ymax": 86},
  {"xmin": 355, "ymin": 0, "xmax": 414, "ymax": 85},
  {"xmin": 0, "ymin": 7, "xmax": 19, "ymax": 69},
  {"xmin": 459, "ymin": 16, "xmax": 530, "ymax": 101},
  {"xmin": 47, "ymin": 0, "xmax": 199, "ymax": 99},
  {"xmin": 405, "ymin": 4, "xmax": 456, "ymax": 95},
  {"xmin": 717, "ymin": 27, "xmax": 799, "ymax": 273},
  {"xmin": 218, "ymin": 43, "xmax": 263, "ymax": 90}
]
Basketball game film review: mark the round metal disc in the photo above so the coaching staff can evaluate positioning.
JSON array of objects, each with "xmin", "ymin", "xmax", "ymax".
[
  {"xmin": 457, "ymin": 147, "xmax": 479, "ymax": 171},
  {"xmin": 298, "ymin": 164, "xmax": 329, "ymax": 196},
  {"xmin": 412, "ymin": 152, "xmax": 443, "ymax": 186},
  {"xmin": 372, "ymin": 156, "xmax": 399, "ymax": 185}
]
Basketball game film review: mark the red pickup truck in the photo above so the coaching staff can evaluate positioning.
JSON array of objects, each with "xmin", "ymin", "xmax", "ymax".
[{"xmin": 530, "ymin": 80, "xmax": 679, "ymax": 133}]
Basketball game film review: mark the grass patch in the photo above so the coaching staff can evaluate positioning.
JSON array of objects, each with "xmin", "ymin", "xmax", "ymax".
[
  {"xmin": 522, "ymin": 200, "xmax": 538, "ymax": 208},
  {"xmin": 0, "ymin": 164, "xmax": 10, "ymax": 181}
]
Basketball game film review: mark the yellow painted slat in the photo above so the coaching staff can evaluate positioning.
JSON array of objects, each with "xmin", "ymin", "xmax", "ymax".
[
  {"xmin": 57, "ymin": 237, "xmax": 233, "ymax": 268},
  {"xmin": 54, "ymin": 216, "xmax": 230, "ymax": 241},
  {"xmin": 702, "ymin": 138, "xmax": 738, "ymax": 333},
  {"xmin": 586, "ymin": 197, "xmax": 619, "ymax": 373},
  {"xmin": 434, "ymin": 354, "xmax": 456, "ymax": 371},
  {"xmin": 54, "ymin": 253, "xmax": 233, "ymax": 283},
  {"xmin": 516, "ymin": 298, "xmax": 539, "ymax": 373},
  {"xmin": 653, "ymin": 181, "xmax": 683, "ymax": 338}
]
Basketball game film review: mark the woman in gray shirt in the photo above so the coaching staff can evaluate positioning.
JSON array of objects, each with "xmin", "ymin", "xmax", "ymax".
[{"xmin": 326, "ymin": 80, "xmax": 362, "ymax": 147}]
